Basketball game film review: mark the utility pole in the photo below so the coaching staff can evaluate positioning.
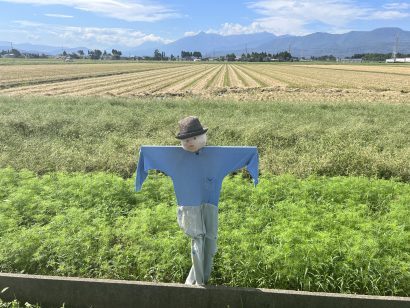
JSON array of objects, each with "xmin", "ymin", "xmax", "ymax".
[{"xmin": 393, "ymin": 33, "xmax": 399, "ymax": 62}]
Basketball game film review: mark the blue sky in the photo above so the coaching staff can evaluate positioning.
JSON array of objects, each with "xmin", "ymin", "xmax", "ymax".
[{"xmin": 0, "ymin": 0, "xmax": 409, "ymax": 49}]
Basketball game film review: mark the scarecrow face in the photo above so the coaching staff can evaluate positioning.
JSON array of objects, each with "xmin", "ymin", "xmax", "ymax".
[{"xmin": 181, "ymin": 133, "xmax": 207, "ymax": 152}]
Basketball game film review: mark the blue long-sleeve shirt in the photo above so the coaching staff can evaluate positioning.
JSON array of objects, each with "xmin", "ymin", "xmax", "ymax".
[{"xmin": 135, "ymin": 146, "xmax": 259, "ymax": 206}]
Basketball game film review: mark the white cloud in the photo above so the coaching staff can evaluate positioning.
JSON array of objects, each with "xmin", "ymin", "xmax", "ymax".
[
  {"xmin": 207, "ymin": 22, "xmax": 265, "ymax": 35},
  {"xmin": 61, "ymin": 26, "xmax": 171, "ymax": 47},
  {"xmin": 209, "ymin": 1, "xmax": 410, "ymax": 36},
  {"xmin": 12, "ymin": 20, "xmax": 171, "ymax": 48},
  {"xmin": 184, "ymin": 31, "xmax": 200, "ymax": 37},
  {"xmin": 13, "ymin": 20, "xmax": 44, "ymax": 27},
  {"xmin": 383, "ymin": 2, "xmax": 410, "ymax": 10},
  {"xmin": 44, "ymin": 13, "xmax": 73, "ymax": 18},
  {"xmin": 248, "ymin": 0, "xmax": 368, "ymax": 27},
  {"xmin": 368, "ymin": 10, "xmax": 409, "ymax": 19},
  {"xmin": 1, "ymin": 0, "xmax": 179, "ymax": 22}
]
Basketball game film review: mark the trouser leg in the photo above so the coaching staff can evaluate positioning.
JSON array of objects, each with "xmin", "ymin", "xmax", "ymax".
[
  {"xmin": 203, "ymin": 203, "xmax": 218, "ymax": 284},
  {"xmin": 203, "ymin": 237, "xmax": 217, "ymax": 283},
  {"xmin": 177, "ymin": 204, "xmax": 218, "ymax": 285},
  {"xmin": 185, "ymin": 236, "xmax": 205, "ymax": 285},
  {"xmin": 185, "ymin": 266, "xmax": 195, "ymax": 285},
  {"xmin": 177, "ymin": 205, "xmax": 205, "ymax": 285}
]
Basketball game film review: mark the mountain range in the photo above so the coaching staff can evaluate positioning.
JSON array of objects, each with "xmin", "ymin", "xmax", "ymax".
[
  {"xmin": 1, "ymin": 27, "xmax": 409, "ymax": 58},
  {"xmin": 0, "ymin": 42, "xmax": 88, "ymax": 56}
]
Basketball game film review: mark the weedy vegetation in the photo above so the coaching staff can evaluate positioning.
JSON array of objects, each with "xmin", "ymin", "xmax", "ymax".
[
  {"xmin": 0, "ymin": 287, "xmax": 43, "ymax": 308},
  {"xmin": 0, "ymin": 169, "xmax": 409, "ymax": 296},
  {"xmin": 1, "ymin": 95, "xmax": 410, "ymax": 181}
]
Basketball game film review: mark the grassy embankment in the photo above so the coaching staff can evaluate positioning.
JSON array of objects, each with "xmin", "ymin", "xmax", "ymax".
[{"xmin": 0, "ymin": 95, "xmax": 409, "ymax": 297}]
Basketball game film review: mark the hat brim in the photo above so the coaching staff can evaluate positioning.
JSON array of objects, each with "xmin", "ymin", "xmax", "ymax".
[{"xmin": 176, "ymin": 128, "xmax": 208, "ymax": 140}]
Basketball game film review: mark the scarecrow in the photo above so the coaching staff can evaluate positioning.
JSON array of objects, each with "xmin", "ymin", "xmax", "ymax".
[{"xmin": 136, "ymin": 116, "xmax": 258, "ymax": 285}]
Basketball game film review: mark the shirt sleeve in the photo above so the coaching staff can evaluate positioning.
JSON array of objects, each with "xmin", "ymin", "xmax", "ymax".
[
  {"xmin": 135, "ymin": 146, "xmax": 177, "ymax": 191},
  {"xmin": 221, "ymin": 147, "xmax": 259, "ymax": 186}
]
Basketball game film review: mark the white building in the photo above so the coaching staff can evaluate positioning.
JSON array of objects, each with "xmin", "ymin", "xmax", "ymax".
[
  {"xmin": 338, "ymin": 58, "xmax": 363, "ymax": 63},
  {"xmin": 386, "ymin": 58, "xmax": 410, "ymax": 63}
]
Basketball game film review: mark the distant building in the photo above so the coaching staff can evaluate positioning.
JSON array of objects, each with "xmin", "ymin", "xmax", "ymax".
[
  {"xmin": 183, "ymin": 56, "xmax": 201, "ymax": 61},
  {"xmin": 2, "ymin": 53, "xmax": 15, "ymax": 58},
  {"xmin": 386, "ymin": 58, "xmax": 410, "ymax": 63},
  {"xmin": 338, "ymin": 58, "xmax": 363, "ymax": 63}
]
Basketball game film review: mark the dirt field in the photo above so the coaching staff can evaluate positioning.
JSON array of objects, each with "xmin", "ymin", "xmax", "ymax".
[{"xmin": 1, "ymin": 62, "xmax": 409, "ymax": 102}]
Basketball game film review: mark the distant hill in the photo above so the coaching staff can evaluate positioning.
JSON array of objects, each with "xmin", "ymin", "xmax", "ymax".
[
  {"xmin": 0, "ymin": 42, "xmax": 88, "ymax": 56},
  {"xmin": 2, "ymin": 27, "xmax": 409, "ymax": 58},
  {"xmin": 158, "ymin": 31, "xmax": 277, "ymax": 57},
  {"xmin": 256, "ymin": 27, "xmax": 410, "ymax": 57},
  {"xmin": 132, "ymin": 27, "xmax": 410, "ymax": 58}
]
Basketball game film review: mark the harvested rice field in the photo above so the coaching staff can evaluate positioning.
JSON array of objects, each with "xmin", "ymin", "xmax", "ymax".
[{"xmin": 1, "ymin": 62, "xmax": 409, "ymax": 103}]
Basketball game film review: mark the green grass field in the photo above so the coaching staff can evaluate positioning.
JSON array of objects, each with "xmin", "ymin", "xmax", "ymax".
[{"xmin": 1, "ymin": 95, "xmax": 410, "ymax": 181}]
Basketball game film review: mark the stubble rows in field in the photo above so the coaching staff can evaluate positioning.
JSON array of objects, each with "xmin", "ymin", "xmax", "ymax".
[
  {"xmin": 1, "ymin": 62, "xmax": 410, "ymax": 102},
  {"xmin": 267, "ymin": 64, "xmax": 410, "ymax": 91},
  {"xmin": 0, "ymin": 64, "xmax": 200, "ymax": 96},
  {"xmin": 0, "ymin": 62, "xmax": 187, "ymax": 89}
]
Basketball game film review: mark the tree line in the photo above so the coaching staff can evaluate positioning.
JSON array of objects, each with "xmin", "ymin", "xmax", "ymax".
[
  {"xmin": 146, "ymin": 50, "xmax": 292, "ymax": 62},
  {"xmin": 224, "ymin": 51, "xmax": 293, "ymax": 62},
  {"xmin": 71, "ymin": 49, "xmax": 122, "ymax": 60},
  {"xmin": 141, "ymin": 49, "xmax": 203, "ymax": 61},
  {"xmin": 3, "ymin": 47, "xmax": 409, "ymax": 62},
  {"xmin": 349, "ymin": 53, "xmax": 410, "ymax": 61},
  {"xmin": 0, "ymin": 48, "xmax": 49, "ymax": 58}
]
